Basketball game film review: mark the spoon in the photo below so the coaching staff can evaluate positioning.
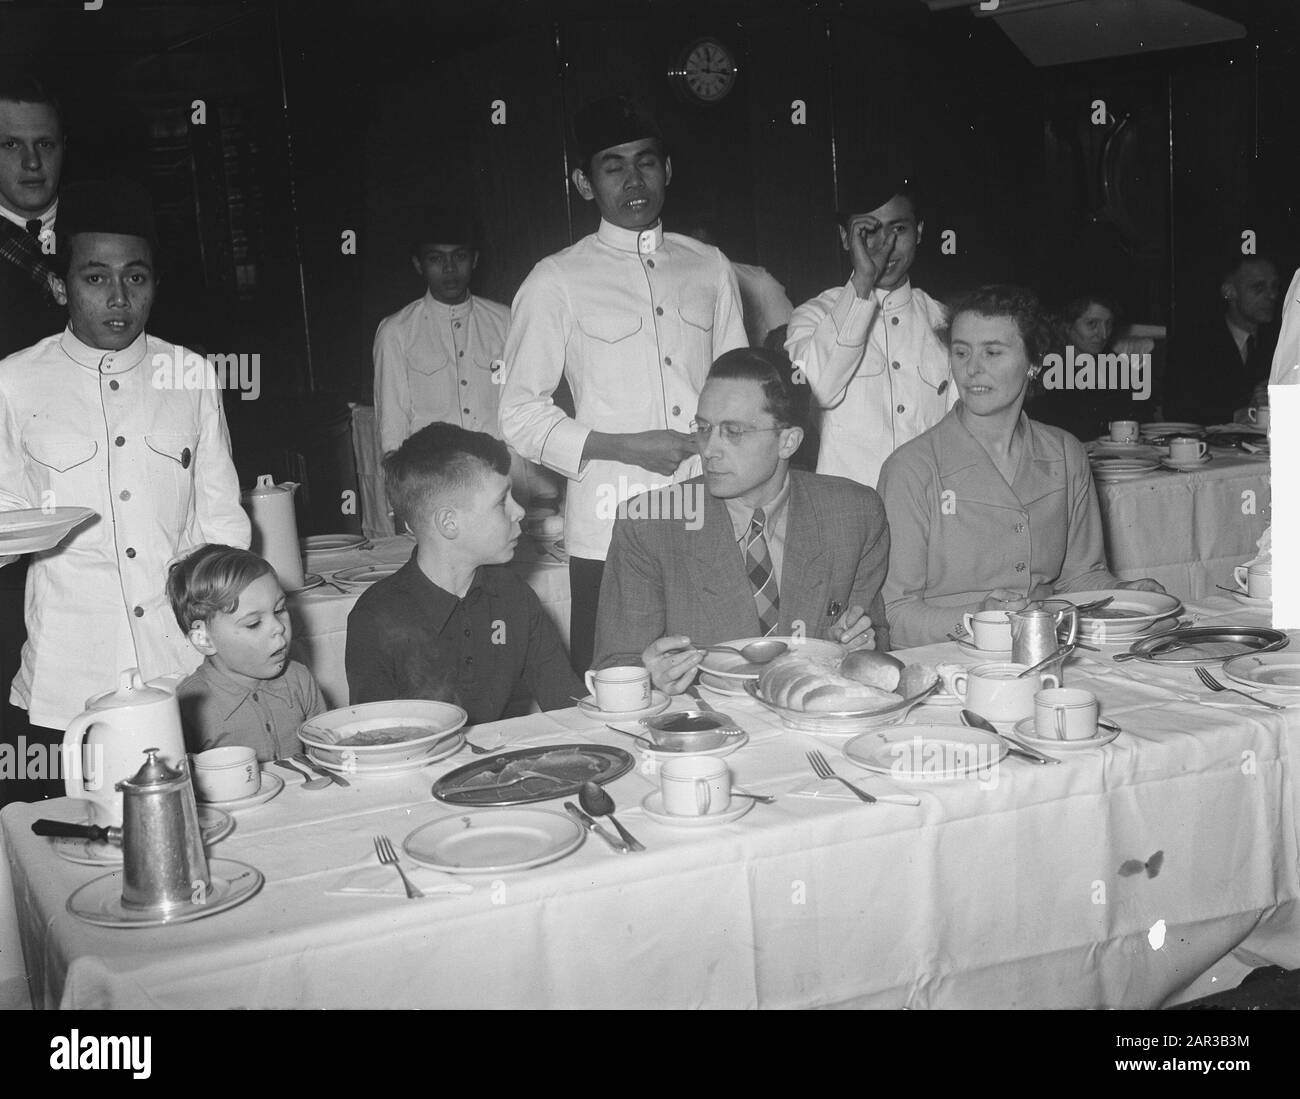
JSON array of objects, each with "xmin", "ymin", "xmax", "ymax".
[
  {"xmin": 730, "ymin": 789, "xmax": 776, "ymax": 804},
  {"xmin": 578, "ymin": 781, "xmax": 645, "ymax": 852},
  {"xmin": 1016, "ymin": 643, "xmax": 1076, "ymax": 678},
  {"xmin": 293, "ymin": 750, "xmax": 350, "ymax": 787},
  {"xmin": 1073, "ymin": 596, "xmax": 1116, "ymax": 615},
  {"xmin": 272, "ymin": 758, "xmax": 332, "ymax": 790},
  {"xmin": 703, "ymin": 639, "xmax": 789, "ymax": 664},
  {"xmin": 605, "ymin": 723, "xmax": 657, "ymax": 749}
]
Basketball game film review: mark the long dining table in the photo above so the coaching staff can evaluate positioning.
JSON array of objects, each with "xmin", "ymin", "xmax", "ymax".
[{"xmin": 3, "ymin": 594, "xmax": 1299, "ymax": 1010}]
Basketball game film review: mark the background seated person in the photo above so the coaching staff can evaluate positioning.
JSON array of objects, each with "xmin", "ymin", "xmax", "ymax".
[
  {"xmin": 876, "ymin": 285, "xmax": 1164, "ymax": 648},
  {"xmin": 1028, "ymin": 290, "xmax": 1156, "ymax": 441},
  {"xmin": 345, "ymin": 422, "xmax": 583, "ymax": 719},
  {"xmin": 594, "ymin": 348, "xmax": 889, "ymax": 695}
]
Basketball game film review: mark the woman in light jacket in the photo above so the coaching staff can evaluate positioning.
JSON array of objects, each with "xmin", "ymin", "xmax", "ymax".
[{"xmin": 876, "ymin": 284, "xmax": 1164, "ymax": 648}]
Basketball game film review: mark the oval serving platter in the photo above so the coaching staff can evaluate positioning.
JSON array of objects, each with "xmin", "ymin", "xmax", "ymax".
[
  {"xmin": 432, "ymin": 743, "xmax": 634, "ymax": 806},
  {"xmin": 1115, "ymin": 626, "xmax": 1288, "ymax": 666}
]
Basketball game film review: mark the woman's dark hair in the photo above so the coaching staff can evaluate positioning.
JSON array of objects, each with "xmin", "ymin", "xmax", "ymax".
[{"xmin": 943, "ymin": 284, "xmax": 1056, "ymax": 374}]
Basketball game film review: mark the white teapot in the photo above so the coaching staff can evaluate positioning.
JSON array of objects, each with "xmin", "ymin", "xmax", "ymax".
[
  {"xmin": 62, "ymin": 669, "xmax": 187, "ymax": 825},
  {"xmin": 242, "ymin": 474, "xmax": 305, "ymax": 589}
]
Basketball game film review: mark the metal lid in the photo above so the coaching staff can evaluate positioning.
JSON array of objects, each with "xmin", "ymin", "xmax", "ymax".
[{"xmin": 119, "ymin": 747, "xmax": 186, "ymax": 792}]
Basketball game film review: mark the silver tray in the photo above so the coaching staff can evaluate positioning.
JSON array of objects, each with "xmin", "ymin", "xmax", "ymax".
[
  {"xmin": 431, "ymin": 744, "xmax": 634, "ymax": 806},
  {"xmin": 1116, "ymin": 626, "xmax": 1289, "ymax": 665}
]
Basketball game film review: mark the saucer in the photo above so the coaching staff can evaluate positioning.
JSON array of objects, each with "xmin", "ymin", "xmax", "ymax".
[
  {"xmin": 1231, "ymin": 591, "xmax": 1271, "ymax": 609},
  {"xmin": 1160, "ymin": 455, "xmax": 1212, "ymax": 471},
  {"xmin": 285, "ymin": 573, "xmax": 324, "ymax": 594},
  {"xmin": 697, "ymin": 673, "xmax": 752, "ymax": 697},
  {"xmin": 956, "ymin": 640, "xmax": 1012, "ymax": 661},
  {"xmin": 1078, "ymin": 615, "xmax": 1180, "ymax": 647},
  {"xmin": 632, "ymin": 731, "xmax": 749, "ymax": 760},
  {"xmin": 197, "ymin": 770, "xmax": 284, "ymax": 811},
  {"xmin": 576, "ymin": 691, "xmax": 671, "ymax": 722},
  {"xmin": 67, "ymin": 858, "xmax": 264, "ymax": 928},
  {"xmin": 54, "ymin": 806, "xmax": 234, "ymax": 866},
  {"xmin": 640, "ymin": 790, "xmax": 753, "ymax": 827},
  {"xmin": 1012, "ymin": 718, "xmax": 1119, "ymax": 751}
]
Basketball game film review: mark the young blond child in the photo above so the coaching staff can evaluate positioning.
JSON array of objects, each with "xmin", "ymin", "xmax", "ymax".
[{"xmin": 167, "ymin": 544, "xmax": 326, "ymax": 761}]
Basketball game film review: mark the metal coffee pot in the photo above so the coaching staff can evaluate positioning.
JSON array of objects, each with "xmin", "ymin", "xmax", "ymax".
[
  {"xmin": 117, "ymin": 748, "xmax": 210, "ymax": 913},
  {"xmin": 1009, "ymin": 601, "xmax": 1079, "ymax": 669}
]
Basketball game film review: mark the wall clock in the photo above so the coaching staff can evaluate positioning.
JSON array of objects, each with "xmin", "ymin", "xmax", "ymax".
[{"xmin": 670, "ymin": 38, "xmax": 739, "ymax": 104}]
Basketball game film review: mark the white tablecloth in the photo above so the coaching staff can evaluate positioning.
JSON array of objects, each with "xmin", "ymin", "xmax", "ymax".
[
  {"xmin": 4, "ymin": 597, "xmax": 1299, "ymax": 1009},
  {"xmin": 1096, "ymin": 452, "xmax": 1270, "ymax": 601},
  {"xmin": 292, "ymin": 535, "xmax": 571, "ymax": 708}
]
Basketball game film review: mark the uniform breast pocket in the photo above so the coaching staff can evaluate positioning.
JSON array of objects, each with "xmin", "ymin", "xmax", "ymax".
[
  {"xmin": 23, "ymin": 435, "xmax": 100, "ymax": 511},
  {"xmin": 677, "ymin": 298, "xmax": 716, "ymax": 372},
  {"xmin": 576, "ymin": 314, "xmax": 642, "ymax": 346},
  {"xmin": 408, "ymin": 354, "xmax": 449, "ymax": 377},
  {"xmin": 144, "ymin": 432, "xmax": 198, "ymax": 531}
]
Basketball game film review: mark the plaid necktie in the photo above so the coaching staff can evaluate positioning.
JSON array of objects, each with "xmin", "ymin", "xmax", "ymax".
[{"xmin": 744, "ymin": 507, "xmax": 779, "ymax": 636}]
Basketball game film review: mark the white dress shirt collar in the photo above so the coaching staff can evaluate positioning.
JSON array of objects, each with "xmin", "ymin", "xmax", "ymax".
[
  {"xmin": 0, "ymin": 197, "xmax": 56, "ymax": 234},
  {"xmin": 596, "ymin": 218, "xmax": 663, "ymax": 255},
  {"xmin": 874, "ymin": 279, "xmax": 914, "ymax": 311},
  {"xmin": 423, "ymin": 291, "xmax": 473, "ymax": 322},
  {"xmin": 59, "ymin": 327, "xmax": 149, "ymax": 375}
]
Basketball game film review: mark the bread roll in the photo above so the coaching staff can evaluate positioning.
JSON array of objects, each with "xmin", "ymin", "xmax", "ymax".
[{"xmin": 839, "ymin": 650, "xmax": 903, "ymax": 692}]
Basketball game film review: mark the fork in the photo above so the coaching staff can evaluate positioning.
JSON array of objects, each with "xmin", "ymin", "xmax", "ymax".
[
  {"xmin": 807, "ymin": 750, "xmax": 876, "ymax": 804},
  {"xmin": 1194, "ymin": 666, "xmax": 1286, "ymax": 711},
  {"xmin": 373, "ymin": 834, "xmax": 424, "ymax": 899}
]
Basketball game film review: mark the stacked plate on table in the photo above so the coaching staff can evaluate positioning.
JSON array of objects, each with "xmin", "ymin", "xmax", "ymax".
[
  {"xmin": 299, "ymin": 700, "xmax": 468, "ymax": 777},
  {"xmin": 695, "ymin": 635, "xmax": 842, "ymax": 696},
  {"xmin": 1089, "ymin": 453, "xmax": 1160, "ymax": 482},
  {"xmin": 1057, "ymin": 589, "xmax": 1184, "ymax": 646},
  {"xmin": 1139, "ymin": 422, "xmax": 1203, "ymax": 448},
  {"xmin": 329, "ymin": 562, "xmax": 403, "ymax": 589}
]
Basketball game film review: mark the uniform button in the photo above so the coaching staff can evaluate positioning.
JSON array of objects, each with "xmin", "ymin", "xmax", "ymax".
[
  {"xmin": 1014, "ymin": 523, "xmax": 1025, "ymax": 534},
  {"xmin": 1015, "ymin": 562, "xmax": 1026, "ymax": 572},
  {"xmin": 896, "ymin": 404, "xmax": 905, "ymax": 413},
  {"xmin": 891, "ymin": 361, "xmax": 901, "ymax": 370},
  {"xmin": 463, "ymin": 408, "xmax": 471, "ymax": 415},
  {"xmin": 891, "ymin": 316, "xmax": 900, "ymax": 326},
  {"xmin": 454, "ymin": 321, "xmax": 461, "ymax": 328},
  {"xmin": 252, "ymin": 692, "xmax": 259, "ymax": 702},
  {"xmin": 461, "ymin": 379, "xmax": 468, "ymax": 386},
  {"xmin": 265, "ymin": 722, "xmax": 272, "ymax": 732},
  {"xmin": 119, "ymin": 490, "xmax": 131, "ymax": 501},
  {"xmin": 465, "ymin": 656, "xmax": 473, "ymax": 664},
  {"xmin": 646, "ymin": 258, "xmax": 655, "ymax": 268},
  {"xmin": 114, "ymin": 436, "xmax": 125, "ymax": 447},
  {"xmin": 133, "ymin": 605, "xmax": 144, "ymax": 617},
  {"xmin": 109, "ymin": 380, "xmax": 119, "ymax": 391},
  {"xmin": 125, "ymin": 547, "xmax": 136, "ymax": 558},
  {"xmin": 671, "ymin": 405, "xmax": 681, "ymax": 416},
  {"xmin": 664, "ymin": 356, "xmax": 672, "ymax": 366},
  {"xmin": 655, "ymin": 306, "xmax": 664, "ymax": 316},
  {"xmin": 458, "ymin": 350, "xmax": 464, "ymax": 357}
]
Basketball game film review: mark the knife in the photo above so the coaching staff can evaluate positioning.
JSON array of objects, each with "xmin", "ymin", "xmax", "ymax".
[
  {"xmin": 564, "ymin": 801, "xmax": 629, "ymax": 853},
  {"xmin": 293, "ymin": 750, "xmax": 351, "ymax": 787},
  {"xmin": 960, "ymin": 709, "xmax": 1061, "ymax": 765}
]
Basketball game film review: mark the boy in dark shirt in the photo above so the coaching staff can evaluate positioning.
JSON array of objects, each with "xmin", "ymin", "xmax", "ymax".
[{"xmin": 346, "ymin": 423, "xmax": 583, "ymax": 720}]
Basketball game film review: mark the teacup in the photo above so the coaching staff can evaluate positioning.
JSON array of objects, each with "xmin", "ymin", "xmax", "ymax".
[
  {"xmin": 1248, "ymin": 406, "xmax": 1271, "ymax": 430},
  {"xmin": 192, "ymin": 746, "xmax": 260, "ymax": 802},
  {"xmin": 1234, "ymin": 564, "xmax": 1272, "ymax": 600},
  {"xmin": 1109, "ymin": 420, "xmax": 1139, "ymax": 443},
  {"xmin": 660, "ymin": 756, "xmax": 731, "ymax": 817},
  {"xmin": 943, "ymin": 662, "xmax": 1060, "ymax": 722},
  {"xmin": 1033, "ymin": 687, "xmax": 1099, "ymax": 741},
  {"xmin": 584, "ymin": 665, "xmax": 651, "ymax": 712},
  {"xmin": 1167, "ymin": 436, "xmax": 1207, "ymax": 463},
  {"xmin": 961, "ymin": 610, "xmax": 1012, "ymax": 652}
]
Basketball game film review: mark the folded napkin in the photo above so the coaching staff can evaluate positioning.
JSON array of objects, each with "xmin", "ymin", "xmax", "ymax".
[
  {"xmin": 789, "ymin": 776, "xmax": 922, "ymax": 806},
  {"xmin": 327, "ymin": 863, "xmax": 474, "ymax": 898}
]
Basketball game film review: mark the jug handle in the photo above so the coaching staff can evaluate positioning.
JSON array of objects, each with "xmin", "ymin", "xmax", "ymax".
[
  {"xmin": 1058, "ymin": 606, "xmax": 1079, "ymax": 645},
  {"xmin": 61, "ymin": 710, "xmax": 97, "ymax": 799}
]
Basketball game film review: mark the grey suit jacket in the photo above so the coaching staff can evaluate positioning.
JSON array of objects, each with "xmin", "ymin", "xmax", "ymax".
[{"xmin": 593, "ymin": 470, "xmax": 891, "ymax": 665}]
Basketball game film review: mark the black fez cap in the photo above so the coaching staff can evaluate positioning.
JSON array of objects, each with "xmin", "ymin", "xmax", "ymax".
[
  {"xmin": 410, "ymin": 206, "xmax": 478, "ymax": 254},
  {"xmin": 58, "ymin": 177, "xmax": 158, "ymax": 249},
  {"xmin": 573, "ymin": 94, "xmax": 664, "ymax": 168},
  {"xmin": 835, "ymin": 149, "xmax": 922, "ymax": 222}
]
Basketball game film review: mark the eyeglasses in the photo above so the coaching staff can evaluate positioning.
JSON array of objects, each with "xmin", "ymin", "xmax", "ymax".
[{"xmin": 689, "ymin": 418, "xmax": 786, "ymax": 445}]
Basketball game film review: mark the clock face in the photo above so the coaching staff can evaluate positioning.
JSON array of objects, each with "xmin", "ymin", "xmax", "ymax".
[{"xmin": 681, "ymin": 39, "xmax": 736, "ymax": 102}]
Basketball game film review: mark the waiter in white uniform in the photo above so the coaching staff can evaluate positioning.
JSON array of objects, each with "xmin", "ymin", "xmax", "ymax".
[
  {"xmin": 499, "ymin": 95, "xmax": 746, "ymax": 672},
  {"xmin": 0, "ymin": 179, "xmax": 249, "ymax": 800},
  {"xmin": 786, "ymin": 173, "xmax": 954, "ymax": 488}
]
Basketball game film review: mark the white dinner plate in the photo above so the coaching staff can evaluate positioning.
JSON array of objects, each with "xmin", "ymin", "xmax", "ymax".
[
  {"xmin": 332, "ymin": 563, "xmax": 402, "ymax": 586},
  {"xmin": 306, "ymin": 734, "xmax": 464, "ymax": 775},
  {"xmin": 54, "ymin": 806, "xmax": 234, "ymax": 866},
  {"xmin": 843, "ymin": 723, "xmax": 1007, "ymax": 781},
  {"xmin": 1060, "ymin": 589, "xmax": 1184, "ymax": 637},
  {"xmin": 1160, "ymin": 455, "xmax": 1213, "ymax": 471},
  {"xmin": 302, "ymin": 533, "xmax": 369, "ymax": 553},
  {"xmin": 632, "ymin": 730, "xmax": 748, "ymax": 760},
  {"xmin": 285, "ymin": 573, "xmax": 324, "ymax": 594},
  {"xmin": 67, "ymin": 859, "xmax": 264, "ymax": 928},
  {"xmin": 575, "ymin": 691, "xmax": 671, "ymax": 721},
  {"xmin": 1222, "ymin": 653, "xmax": 1300, "ymax": 691},
  {"xmin": 301, "ymin": 699, "xmax": 469, "ymax": 765},
  {"xmin": 1080, "ymin": 616, "xmax": 1180, "ymax": 648},
  {"xmin": 402, "ymin": 808, "xmax": 584, "ymax": 873},
  {"xmin": 697, "ymin": 673, "xmax": 752, "ymax": 697},
  {"xmin": 197, "ymin": 770, "xmax": 285, "ymax": 811},
  {"xmin": 640, "ymin": 791, "xmax": 753, "ymax": 827},
  {"xmin": 1140, "ymin": 422, "xmax": 1202, "ymax": 436},
  {"xmin": 698, "ymin": 636, "xmax": 843, "ymax": 681},
  {"xmin": 0, "ymin": 507, "xmax": 96, "ymax": 554},
  {"xmin": 1012, "ymin": 718, "xmax": 1119, "ymax": 751}
]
